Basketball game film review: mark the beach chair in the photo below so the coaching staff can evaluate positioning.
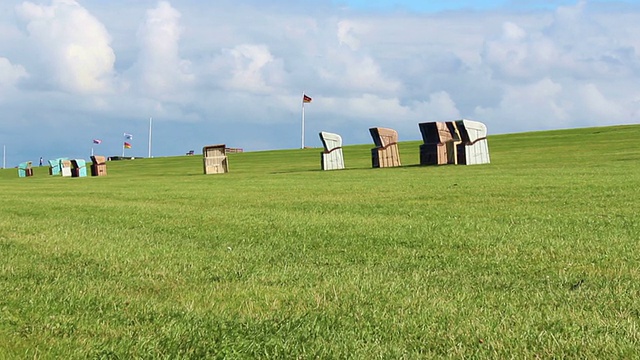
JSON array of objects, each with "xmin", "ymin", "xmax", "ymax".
[
  {"xmin": 48, "ymin": 158, "xmax": 62, "ymax": 175},
  {"xmin": 90, "ymin": 156, "xmax": 107, "ymax": 176},
  {"xmin": 70, "ymin": 159, "xmax": 88, "ymax": 177},
  {"xmin": 455, "ymin": 120, "xmax": 491, "ymax": 165},
  {"xmin": 319, "ymin": 131, "xmax": 345, "ymax": 170},
  {"xmin": 18, "ymin": 161, "xmax": 33, "ymax": 177},
  {"xmin": 369, "ymin": 127, "xmax": 401, "ymax": 168},
  {"xmin": 203, "ymin": 144, "xmax": 228, "ymax": 174},
  {"xmin": 418, "ymin": 121, "xmax": 460, "ymax": 165},
  {"xmin": 60, "ymin": 160, "xmax": 72, "ymax": 177}
]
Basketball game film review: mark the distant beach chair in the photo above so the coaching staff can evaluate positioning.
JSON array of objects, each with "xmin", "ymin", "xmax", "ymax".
[
  {"xmin": 60, "ymin": 160, "xmax": 72, "ymax": 177},
  {"xmin": 418, "ymin": 121, "xmax": 460, "ymax": 165},
  {"xmin": 369, "ymin": 127, "xmax": 401, "ymax": 168},
  {"xmin": 70, "ymin": 159, "xmax": 88, "ymax": 177},
  {"xmin": 90, "ymin": 156, "xmax": 107, "ymax": 176},
  {"xmin": 18, "ymin": 161, "xmax": 33, "ymax": 177},
  {"xmin": 48, "ymin": 158, "xmax": 66, "ymax": 175},
  {"xmin": 319, "ymin": 131, "xmax": 345, "ymax": 170},
  {"xmin": 455, "ymin": 119, "xmax": 491, "ymax": 165},
  {"xmin": 203, "ymin": 144, "xmax": 229, "ymax": 174}
]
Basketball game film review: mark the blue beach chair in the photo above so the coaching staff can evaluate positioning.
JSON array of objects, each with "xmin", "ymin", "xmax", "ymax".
[
  {"xmin": 71, "ymin": 159, "xmax": 88, "ymax": 177},
  {"xmin": 18, "ymin": 161, "xmax": 33, "ymax": 177}
]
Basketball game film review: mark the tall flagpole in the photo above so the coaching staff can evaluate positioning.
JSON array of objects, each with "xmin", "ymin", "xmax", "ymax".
[
  {"xmin": 148, "ymin": 117, "xmax": 153, "ymax": 158},
  {"xmin": 301, "ymin": 91, "xmax": 305, "ymax": 149}
]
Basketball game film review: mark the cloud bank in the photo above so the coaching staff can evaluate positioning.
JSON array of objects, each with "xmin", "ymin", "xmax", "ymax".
[{"xmin": 1, "ymin": 0, "xmax": 639, "ymax": 163}]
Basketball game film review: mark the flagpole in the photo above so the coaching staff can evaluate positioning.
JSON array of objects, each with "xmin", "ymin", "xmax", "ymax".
[
  {"xmin": 301, "ymin": 91, "xmax": 305, "ymax": 149},
  {"xmin": 122, "ymin": 141, "xmax": 125, "ymax": 157},
  {"xmin": 91, "ymin": 147, "xmax": 94, "ymax": 156},
  {"xmin": 148, "ymin": 117, "xmax": 152, "ymax": 158}
]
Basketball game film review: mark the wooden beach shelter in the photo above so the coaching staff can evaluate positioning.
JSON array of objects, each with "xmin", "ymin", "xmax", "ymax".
[
  {"xmin": 418, "ymin": 122, "xmax": 460, "ymax": 165},
  {"xmin": 90, "ymin": 156, "xmax": 107, "ymax": 176},
  {"xmin": 70, "ymin": 159, "xmax": 88, "ymax": 177},
  {"xmin": 369, "ymin": 127, "xmax": 401, "ymax": 168},
  {"xmin": 203, "ymin": 144, "xmax": 229, "ymax": 174},
  {"xmin": 319, "ymin": 131, "xmax": 345, "ymax": 170},
  {"xmin": 18, "ymin": 161, "xmax": 33, "ymax": 177},
  {"xmin": 455, "ymin": 119, "xmax": 491, "ymax": 165}
]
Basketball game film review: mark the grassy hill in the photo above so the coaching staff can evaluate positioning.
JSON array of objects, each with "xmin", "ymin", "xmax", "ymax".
[{"xmin": 1, "ymin": 125, "xmax": 639, "ymax": 358}]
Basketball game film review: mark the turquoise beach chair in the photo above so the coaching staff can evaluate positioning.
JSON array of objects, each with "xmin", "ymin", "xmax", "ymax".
[
  {"xmin": 71, "ymin": 159, "xmax": 88, "ymax": 177},
  {"xmin": 48, "ymin": 158, "xmax": 67, "ymax": 175},
  {"xmin": 18, "ymin": 161, "xmax": 33, "ymax": 177}
]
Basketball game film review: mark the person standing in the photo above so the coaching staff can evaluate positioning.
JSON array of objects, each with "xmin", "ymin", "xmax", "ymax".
[{"xmin": 39, "ymin": 157, "xmax": 43, "ymax": 166}]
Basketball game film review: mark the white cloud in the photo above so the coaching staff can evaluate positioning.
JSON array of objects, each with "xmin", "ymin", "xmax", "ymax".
[
  {"xmin": 412, "ymin": 91, "xmax": 462, "ymax": 122},
  {"xmin": 16, "ymin": 0, "xmax": 115, "ymax": 94},
  {"xmin": 576, "ymin": 83, "xmax": 628, "ymax": 124},
  {"xmin": 0, "ymin": 57, "xmax": 28, "ymax": 91},
  {"xmin": 3, "ymin": 0, "xmax": 640, "ymax": 161},
  {"xmin": 318, "ymin": 51, "xmax": 402, "ymax": 95},
  {"xmin": 134, "ymin": 1, "xmax": 193, "ymax": 96},
  {"xmin": 215, "ymin": 44, "xmax": 285, "ymax": 94},
  {"xmin": 318, "ymin": 91, "xmax": 460, "ymax": 132},
  {"xmin": 474, "ymin": 78, "xmax": 570, "ymax": 131},
  {"xmin": 337, "ymin": 20, "xmax": 362, "ymax": 50}
]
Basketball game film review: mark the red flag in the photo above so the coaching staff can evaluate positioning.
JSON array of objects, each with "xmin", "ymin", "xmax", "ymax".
[{"xmin": 303, "ymin": 94, "xmax": 312, "ymax": 103}]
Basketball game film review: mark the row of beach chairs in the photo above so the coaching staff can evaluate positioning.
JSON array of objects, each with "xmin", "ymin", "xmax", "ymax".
[
  {"xmin": 19, "ymin": 120, "xmax": 487, "ymax": 177},
  {"xmin": 19, "ymin": 156, "xmax": 107, "ymax": 177},
  {"xmin": 201, "ymin": 119, "xmax": 490, "ymax": 175},
  {"xmin": 319, "ymin": 119, "xmax": 490, "ymax": 171}
]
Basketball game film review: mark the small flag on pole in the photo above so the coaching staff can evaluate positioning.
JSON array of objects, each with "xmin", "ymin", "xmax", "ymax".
[
  {"xmin": 303, "ymin": 94, "xmax": 312, "ymax": 103},
  {"xmin": 124, "ymin": 133, "xmax": 133, "ymax": 140},
  {"xmin": 93, "ymin": 139, "xmax": 102, "ymax": 144},
  {"xmin": 124, "ymin": 142, "xmax": 132, "ymax": 149}
]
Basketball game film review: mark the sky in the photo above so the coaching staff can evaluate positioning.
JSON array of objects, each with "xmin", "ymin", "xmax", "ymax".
[{"xmin": 1, "ymin": 0, "xmax": 640, "ymax": 165}]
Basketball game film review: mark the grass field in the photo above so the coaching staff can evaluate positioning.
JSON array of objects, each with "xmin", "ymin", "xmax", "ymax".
[{"xmin": 1, "ymin": 125, "xmax": 640, "ymax": 358}]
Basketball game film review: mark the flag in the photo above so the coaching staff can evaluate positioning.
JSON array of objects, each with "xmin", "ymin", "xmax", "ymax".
[
  {"xmin": 124, "ymin": 142, "xmax": 132, "ymax": 149},
  {"xmin": 93, "ymin": 139, "xmax": 102, "ymax": 144},
  {"xmin": 124, "ymin": 133, "xmax": 133, "ymax": 140},
  {"xmin": 303, "ymin": 94, "xmax": 312, "ymax": 103}
]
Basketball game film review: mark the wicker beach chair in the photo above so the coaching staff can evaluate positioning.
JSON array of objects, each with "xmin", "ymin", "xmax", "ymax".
[
  {"xmin": 203, "ymin": 144, "xmax": 229, "ymax": 174},
  {"xmin": 319, "ymin": 131, "xmax": 345, "ymax": 170},
  {"xmin": 369, "ymin": 127, "xmax": 401, "ymax": 168}
]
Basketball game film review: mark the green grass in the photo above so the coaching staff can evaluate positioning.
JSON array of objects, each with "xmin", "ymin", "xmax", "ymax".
[{"xmin": 1, "ymin": 125, "xmax": 640, "ymax": 358}]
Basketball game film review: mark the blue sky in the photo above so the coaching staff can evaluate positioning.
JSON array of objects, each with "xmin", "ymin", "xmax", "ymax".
[
  {"xmin": 338, "ymin": 0, "xmax": 510, "ymax": 11},
  {"xmin": 338, "ymin": 0, "xmax": 631, "ymax": 11},
  {"xmin": 1, "ymin": 0, "xmax": 640, "ymax": 165}
]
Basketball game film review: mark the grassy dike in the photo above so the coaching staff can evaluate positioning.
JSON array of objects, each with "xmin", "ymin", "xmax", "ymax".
[{"xmin": 1, "ymin": 125, "xmax": 639, "ymax": 358}]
